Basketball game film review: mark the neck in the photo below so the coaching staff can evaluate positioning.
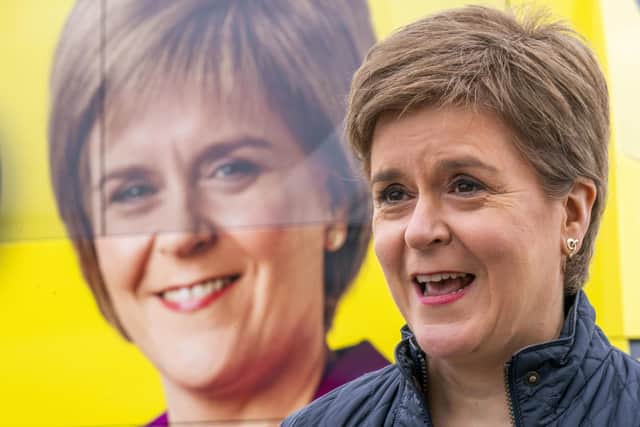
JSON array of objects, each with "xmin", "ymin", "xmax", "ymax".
[
  {"xmin": 427, "ymin": 295, "xmax": 565, "ymax": 426},
  {"xmin": 162, "ymin": 337, "xmax": 328, "ymax": 425},
  {"xmin": 428, "ymin": 356, "xmax": 512, "ymax": 426}
]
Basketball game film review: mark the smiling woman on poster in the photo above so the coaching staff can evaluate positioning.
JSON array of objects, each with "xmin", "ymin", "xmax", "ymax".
[
  {"xmin": 284, "ymin": 5, "xmax": 640, "ymax": 426},
  {"xmin": 47, "ymin": 0, "xmax": 386, "ymax": 424}
]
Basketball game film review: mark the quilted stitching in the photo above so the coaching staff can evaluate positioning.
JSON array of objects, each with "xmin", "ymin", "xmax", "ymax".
[{"xmin": 282, "ymin": 292, "xmax": 640, "ymax": 426}]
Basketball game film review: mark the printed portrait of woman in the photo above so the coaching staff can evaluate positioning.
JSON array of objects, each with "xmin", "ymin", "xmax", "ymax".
[{"xmin": 48, "ymin": 0, "xmax": 386, "ymax": 424}]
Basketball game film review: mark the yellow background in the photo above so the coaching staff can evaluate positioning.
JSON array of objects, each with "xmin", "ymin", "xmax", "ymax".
[{"xmin": 0, "ymin": 0, "xmax": 638, "ymax": 425}]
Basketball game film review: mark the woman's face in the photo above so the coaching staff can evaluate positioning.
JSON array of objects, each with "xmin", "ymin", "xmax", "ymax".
[
  {"xmin": 88, "ymin": 91, "xmax": 335, "ymax": 393},
  {"xmin": 370, "ymin": 107, "xmax": 566, "ymax": 361}
]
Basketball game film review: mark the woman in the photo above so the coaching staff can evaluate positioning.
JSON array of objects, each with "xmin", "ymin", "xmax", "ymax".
[
  {"xmin": 284, "ymin": 6, "xmax": 640, "ymax": 426},
  {"xmin": 48, "ymin": 0, "xmax": 386, "ymax": 424}
]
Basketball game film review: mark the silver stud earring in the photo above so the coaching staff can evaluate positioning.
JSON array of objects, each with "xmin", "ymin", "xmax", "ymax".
[{"xmin": 566, "ymin": 238, "xmax": 579, "ymax": 258}]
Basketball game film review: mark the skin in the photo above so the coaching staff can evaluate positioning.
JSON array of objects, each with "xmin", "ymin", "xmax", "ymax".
[
  {"xmin": 369, "ymin": 106, "xmax": 595, "ymax": 426},
  {"xmin": 87, "ymin": 89, "xmax": 344, "ymax": 423}
]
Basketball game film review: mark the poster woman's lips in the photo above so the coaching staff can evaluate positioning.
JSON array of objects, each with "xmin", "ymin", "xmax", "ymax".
[{"xmin": 158, "ymin": 274, "xmax": 240, "ymax": 312}]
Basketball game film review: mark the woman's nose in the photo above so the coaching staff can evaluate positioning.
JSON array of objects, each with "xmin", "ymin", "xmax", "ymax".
[{"xmin": 404, "ymin": 197, "xmax": 452, "ymax": 250}]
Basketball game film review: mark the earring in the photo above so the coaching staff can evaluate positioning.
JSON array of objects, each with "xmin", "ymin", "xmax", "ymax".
[
  {"xmin": 566, "ymin": 238, "xmax": 579, "ymax": 258},
  {"xmin": 326, "ymin": 227, "xmax": 346, "ymax": 252}
]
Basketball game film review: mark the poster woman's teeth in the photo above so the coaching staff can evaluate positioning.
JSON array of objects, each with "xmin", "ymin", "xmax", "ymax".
[{"xmin": 161, "ymin": 277, "xmax": 234, "ymax": 302}]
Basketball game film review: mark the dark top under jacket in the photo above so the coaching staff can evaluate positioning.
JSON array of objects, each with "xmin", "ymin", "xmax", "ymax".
[{"xmin": 282, "ymin": 291, "xmax": 640, "ymax": 426}]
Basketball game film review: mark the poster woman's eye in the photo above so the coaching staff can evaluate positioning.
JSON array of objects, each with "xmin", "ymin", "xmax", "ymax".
[
  {"xmin": 110, "ymin": 183, "xmax": 157, "ymax": 204},
  {"xmin": 199, "ymin": 158, "xmax": 261, "ymax": 185},
  {"xmin": 211, "ymin": 160, "xmax": 259, "ymax": 179}
]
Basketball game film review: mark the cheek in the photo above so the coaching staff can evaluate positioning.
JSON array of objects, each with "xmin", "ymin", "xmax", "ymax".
[
  {"xmin": 103, "ymin": 210, "xmax": 175, "ymax": 236},
  {"xmin": 202, "ymin": 172, "xmax": 329, "ymax": 229},
  {"xmin": 232, "ymin": 226, "xmax": 327, "ymax": 332},
  {"xmin": 201, "ymin": 193, "xmax": 322, "ymax": 230},
  {"xmin": 451, "ymin": 211, "xmax": 521, "ymax": 268},
  {"xmin": 94, "ymin": 235, "xmax": 152, "ymax": 293},
  {"xmin": 452, "ymin": 207, "xmax": 558, "ymax": 282},
  {"xmin": 229, "ymin": 226, "xmax": 326, "ymax": 287},
  {"xmin": 372, "ymin": 219, "xmax": 405, "ymax": 276},
  {"xmin": 372, "ymin": 219, "xmax": 414, "ymax": 319}
]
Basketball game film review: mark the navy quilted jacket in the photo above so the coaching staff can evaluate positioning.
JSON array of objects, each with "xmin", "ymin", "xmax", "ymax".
[{"xmin": 283, "ymin": 292, "xmax": 640, "ymax": 426}]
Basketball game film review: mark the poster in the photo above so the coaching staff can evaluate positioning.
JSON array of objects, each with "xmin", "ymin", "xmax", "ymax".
[{"xmin": 0, "ymin": 0, "xmax": 636, "ymax": 425}]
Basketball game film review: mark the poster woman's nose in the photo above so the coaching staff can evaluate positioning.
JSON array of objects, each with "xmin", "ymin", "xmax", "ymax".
[
  {"xmin": 155, "ymin": 205, "xmax": 218, "ymax": 258},
  {"xmin": 156, "ymin": 226, "xmax": 217, "ymax": 258}
]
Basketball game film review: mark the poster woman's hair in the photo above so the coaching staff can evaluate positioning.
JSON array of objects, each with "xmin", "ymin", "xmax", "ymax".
[{"xmin": 49, "ymin": 0, "xmax": 376, "ymax": 336}]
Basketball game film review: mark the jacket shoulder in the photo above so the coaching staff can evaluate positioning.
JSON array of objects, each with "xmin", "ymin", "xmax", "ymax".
[
  {"xmin": 282, "ymin": 364, "xmax": 404, "ymax": 427},
  {"xmin": 558, "ymin": 344, "xmax": 640, "ymax": 426},
  {"xmin": 611, "ymin": 348, "xmax": 640, "ymax": 405},
  {"xmin": 588, "ymin": 348, "xmax": 640, "ymax": 426}
]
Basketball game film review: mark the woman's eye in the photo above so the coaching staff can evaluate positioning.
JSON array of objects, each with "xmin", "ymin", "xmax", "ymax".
[
  {"xmin": 376, "ymin": 185, "xmax": 409, "ymax": 205},
  {"xmin": 450, "ymin": 177, "xmax": 484, "ymax": 196},
  {"xmin": 110, "ymin": 183, "xmax": 156, "ymax": 204}
]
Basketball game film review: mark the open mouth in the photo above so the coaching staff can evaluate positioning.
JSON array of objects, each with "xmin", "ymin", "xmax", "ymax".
[
  {"xmin": 158, "ymin": 274, "xmax": 241, "ymax": 312},
  {"xmin": 414, "ymin": 272, "xmax": 475, "ymax": 300}
]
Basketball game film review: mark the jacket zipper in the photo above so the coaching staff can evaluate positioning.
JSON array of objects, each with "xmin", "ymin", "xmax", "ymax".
[
  {"xmin": 415, "ymin": 339, "xmax": 515, "ymax": 426},
  {"xmin": 504, "ymin": 364, "xmax": 516, "ymax": 427},
  {"xmin": 412, "ymin": 343, "xmax": 433, "ymax": 426},
  {"xmin": 416, "ymin": 350, "xmax": 429, "ymax": 393}
]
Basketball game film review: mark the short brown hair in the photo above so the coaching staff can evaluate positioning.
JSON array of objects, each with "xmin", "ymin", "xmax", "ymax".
[
  {"xmin": 347, "ymin": 5, "xmax": 609, "ymax": 294},
  {"xmin": 49, "ymin": 0, "xmax": 375, "ymax": 336}
]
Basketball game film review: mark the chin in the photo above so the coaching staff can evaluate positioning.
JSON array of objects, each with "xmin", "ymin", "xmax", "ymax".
[
  {"xmin": 152, "ymin": 335, "xmax": 238, "ymax": 392},
  {"xmin": 412, "ymin": 323, "xmax": 479, "ymax": 360}
]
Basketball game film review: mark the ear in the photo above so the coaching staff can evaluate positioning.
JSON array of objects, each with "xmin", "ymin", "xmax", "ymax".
[
  {"xmin": 561, "ymin": 178, "xmax": 597, "ymax": 256},
  {"xmin": 324, "ymin": 203, "xmax": 349, "ymax": 252}
]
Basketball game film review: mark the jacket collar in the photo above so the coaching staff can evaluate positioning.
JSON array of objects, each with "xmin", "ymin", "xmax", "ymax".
[
  {"xmin": 508, "ymin": 290, "xmax": 591, "ymax": 378},
  {"xmin": 507, "ymin": 290, "xmax": 610, "ymax": 423},
  {"xmin": 397, "ymin": 324, "xmax": 426, "ymax": 383},
  {"xmin": 395, "ymin": 291, "xmax": 604, "ymax": 417}
]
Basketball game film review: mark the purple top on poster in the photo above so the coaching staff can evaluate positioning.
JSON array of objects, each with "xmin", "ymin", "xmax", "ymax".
[{"xmin": 146, "ymin": 341, "xmax": 388, "ymax": 426}]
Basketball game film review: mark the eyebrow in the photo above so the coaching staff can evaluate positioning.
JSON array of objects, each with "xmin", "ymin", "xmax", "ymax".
[
  {"xmin": 370, "ymin": 156, "xmax": 499, "ymax": 185},
  {"xmin": 95, "ymin": 136, "xmax": 273, "ymax": 189},
  {"xmin": 95, "ymin": 167, "xmax": 153, "ymax": 191},
  {"xmin": 434, "ymin": 157, "xmax": 499, "ymax": 174},
  {"xmin": 194, "ymin": 136, "xmax": 272, "ymax": 161},
  {"xmin": 370, "ymin": 168, "xmax": 405, "ymax": 186}
]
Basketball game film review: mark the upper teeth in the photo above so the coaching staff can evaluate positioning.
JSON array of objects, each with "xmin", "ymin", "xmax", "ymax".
[
  {"xmin": 162, "ymin": 277, "xmax": 233, "ymax": 302},
  {"xmin": 415, "ymin": 272, "xmax": 469, "ymax": 284}
]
